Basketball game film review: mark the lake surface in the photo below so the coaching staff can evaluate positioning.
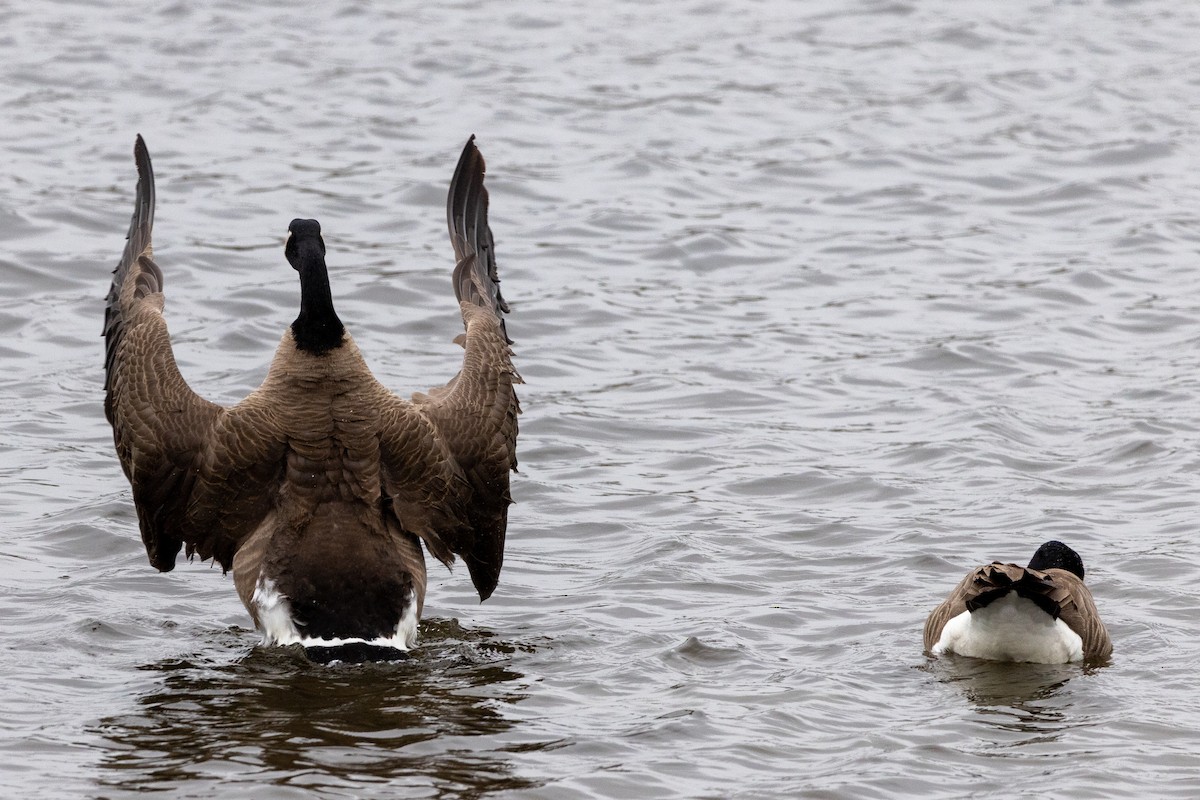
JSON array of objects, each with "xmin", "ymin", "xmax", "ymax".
[{"xmin": 2, "ymin": 0, "xmax": 1200, "ymax": 797}]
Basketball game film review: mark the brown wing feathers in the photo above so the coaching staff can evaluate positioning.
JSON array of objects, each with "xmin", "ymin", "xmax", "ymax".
[
  {"xmin": 963, "ymin": 562, "xmax": 1064, "ymax": 619},
  {"xmin": 1045, "ymin": 568, "xmax": 1113, "ymax": 659},
  {"xmin": 103, "ymin": 135, "xmax": 191, "ymax": 570},
  {"xmin": 447, "ymin": 135, "xmax": 510, "ymax": 331},
  {"xmin": 104, "ymin": 134, "xmax": 158, "ymax": 422},
  {"xmin": 409, "ymin": 135, "xmax": 521, "ymax": 601},
  {"xmin": 103, "ymin": 137, "xmax": 248, "ymax": 573}
]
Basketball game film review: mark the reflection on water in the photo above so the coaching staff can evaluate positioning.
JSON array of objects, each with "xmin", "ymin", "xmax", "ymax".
[
  {"xmin": 94, "ymin": 620, "xmax": 545, "ymax": 797},
  {"xmin": 925, "ymin": 655, "xmax": 1106, "ymax": 736}
]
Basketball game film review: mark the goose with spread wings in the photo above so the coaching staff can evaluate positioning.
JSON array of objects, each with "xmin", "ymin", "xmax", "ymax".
[{"xmin": 103, "ymin": 135, "xmax": 520, "ymax": 656}]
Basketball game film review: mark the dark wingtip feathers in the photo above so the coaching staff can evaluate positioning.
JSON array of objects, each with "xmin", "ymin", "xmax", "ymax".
[
  {"xmin": 132, "ymin": 134, "xmax": 155, "ymax": 243},
  {"xmin": 966, "ymin": 563, "xmax": 1062, "ymax": 619},
  {"xmin": 104, "ymin": 136, "xmax": 161, "ymax": 417},
  {"xmin": 466, "ymin": 546, "xmax": 503, "ymax": 602},
  {"xmin": 447, "ymin": 135, "xmax": 511, "ymax": 342}
]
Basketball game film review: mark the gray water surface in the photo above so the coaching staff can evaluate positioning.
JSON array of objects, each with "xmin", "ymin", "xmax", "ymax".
[{"xmin": 3, "ymin": 0, "xmax": 1200, "ymax": 797}]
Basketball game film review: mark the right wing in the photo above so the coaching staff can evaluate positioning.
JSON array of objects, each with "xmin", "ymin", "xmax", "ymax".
[
  {"xmin": 1045, "ymin": 569, "xmax": 1113, "ymax": 660},
  {"xmin": 104, "ymin": 136, "xmax": 285, "ymax": 572},
  {"xmin": 386, "ymin": 136, "xmax": 521, "ymax": 601}
]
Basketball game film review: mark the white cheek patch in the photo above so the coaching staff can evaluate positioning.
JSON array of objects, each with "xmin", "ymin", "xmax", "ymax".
[{"xmin": 251, "ymin": 578, "xmax": 418, "ymax": 652}]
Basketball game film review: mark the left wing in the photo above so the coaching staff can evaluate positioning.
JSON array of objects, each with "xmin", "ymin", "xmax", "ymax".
[{"xmin": 104, "ymin": 135, "xmax": 286, "ymax": 571}]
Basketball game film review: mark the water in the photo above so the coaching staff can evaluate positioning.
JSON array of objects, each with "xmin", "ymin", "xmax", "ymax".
[{"xmin": 2, "ymin": 0, "xmax": 1200, "ymax": 797}]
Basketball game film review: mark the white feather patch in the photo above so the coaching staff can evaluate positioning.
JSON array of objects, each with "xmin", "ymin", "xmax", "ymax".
[
  {"xmin": 251, "ymin": 576, "xmax": 303, "ymax": 646},
  {"xmin": 251, "ymin": 577, "xmax": 418, "ymax": 651},
  {"xmin": 932, "ymin": 593, "xmax": 1084, "ymax": 663}
]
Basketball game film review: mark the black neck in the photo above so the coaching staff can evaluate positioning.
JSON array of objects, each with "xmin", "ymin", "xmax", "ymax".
[{"xmin": 290, "ymin": 240, "xmax": 345, "ymax": 354}]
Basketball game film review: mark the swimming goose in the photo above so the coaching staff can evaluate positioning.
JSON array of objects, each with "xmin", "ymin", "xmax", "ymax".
[
  {"xmin": 923, "ymin": 540, "xmax": 1111, "ymax": 663},
  {"xmin": 103, "ymin": 135, "xmax": 520, "ymax": 656}
]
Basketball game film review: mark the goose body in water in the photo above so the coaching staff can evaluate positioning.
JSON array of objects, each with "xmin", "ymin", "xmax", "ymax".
[
  {"xmin": 103, "ymin": 136, "xmax": 519, "ymax": 658},
  {"xmin": 924, "ymin": 540, "xmax": 1111, "ymax": 663}
]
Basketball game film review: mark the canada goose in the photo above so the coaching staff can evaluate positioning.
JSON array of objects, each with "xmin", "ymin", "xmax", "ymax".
[
  {"xmin": 103, "ymin": 135, "xmax": 519, "ymax": 656},
  {"xmin": 923, "ymin": 540, "xmax": 1111, "ymax": 663}
]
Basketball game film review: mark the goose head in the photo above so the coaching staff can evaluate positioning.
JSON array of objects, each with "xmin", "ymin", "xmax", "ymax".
[
  {"xmin": 1027, "ymin": 540, "xmax": 1085, "ymax": 579},
  {"xmin": 286, "ymin": 217, "xmax": 326, "ymax": 268}
]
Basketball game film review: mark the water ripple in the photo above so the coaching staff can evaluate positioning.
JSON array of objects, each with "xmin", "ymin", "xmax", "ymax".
[{"xmin": 3, "ymin": 0, "xmax": 1200, "ymax": 797}]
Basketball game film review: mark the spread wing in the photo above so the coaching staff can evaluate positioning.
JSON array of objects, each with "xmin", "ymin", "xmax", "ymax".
[
  {"xmin": 385, "ymin": 136, "xmax": 520, "ymax": 601},
  {"xmin": 104, "ymin": 135, "xmax": 285, "ymax": 572}
]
